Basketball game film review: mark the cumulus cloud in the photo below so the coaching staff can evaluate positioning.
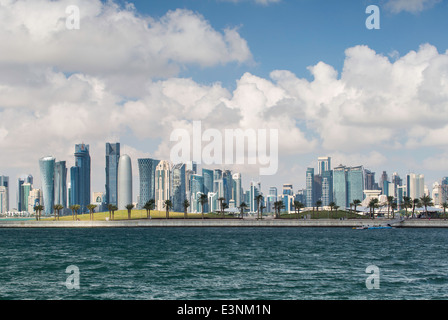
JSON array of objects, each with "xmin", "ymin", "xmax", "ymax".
[
  {"xmin": 0, "ymin": 0, "xmax": 252, "ymax": 96},
  {"xmin": 219, "ymin": 0, "xmax": 281, "ymax": 5},
  {"xmin": 385, "ymin": 0, "xmax": 442, "ymax": 13}
]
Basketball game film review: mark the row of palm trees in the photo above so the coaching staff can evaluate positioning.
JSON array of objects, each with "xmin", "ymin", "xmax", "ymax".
[{"xmin": 367, "ymin": 194, "xmax": 438, "ymax": 219}]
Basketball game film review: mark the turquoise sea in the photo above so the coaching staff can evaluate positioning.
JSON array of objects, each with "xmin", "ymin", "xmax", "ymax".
[{"xmin": 0, "ymin": 227, "xmax": 447, "ymax": 300}]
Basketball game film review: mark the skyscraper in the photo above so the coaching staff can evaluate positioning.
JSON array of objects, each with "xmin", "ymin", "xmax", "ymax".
[
  {"xmin": 20, "ymin": 183, "xmax": 32, "ymax": 213},
  {"xmin": 105, "ymin": 143, "xmax": 120, "ymax": 206},
  {"xmin": 202, "ymin": 168, "xmax": 214, "ymax": 212},
  {"xmin": 321, "ymin": 170, "xmax": 333, "ymax": 206},
  {"xmin": 39, "ymin": 156, "xmax": 55, "ymax": 215},
  {"xmin": 333, "ymin": 165, "xmax": 347, "ymax": 208},
  {"xmin": 0, "ymin": 176, "xmax": 9, "ymax": 212},
  {"xmin": 54, "ymin": 161, "xmax": 67, "ymax": 208},
  {"xmin": 232, "ymin": 173, "xmax": 242, "ymax": 208},
  {"xmin": 190, "ymin": 174, "xmax": 204, "ymax": 213},
  {"xmin": 347, "ymin": 166, "xmax": 364, "ymax": 205},
  {"xmin": 306, "ymin": 168, "xmax": 314, "ymax": 207},
  {"xmin": 0, "ymin": 186, "xmax": 7, "ymax": 214},
  {"xmin": 117, "ymin": 154, "xmax": 133, "ymax": 210},
  {"xmin": 17, "ymin": 177, "xmax": 24, "ymax": 212},
  {"xmin": 28, "ymin": 188, "xmax": 43, "ymax": 213},
  {"xmin": 137, "ymin": 158, "xmax": 160, "ymax": 209},
  {"xmin": 171, "ymin": 163, "xmax": 186, "ymax": 213},
  {"xmin": 317, "ymin": 157, "xmax": 331, "ymax": 176},
  {"xmin": 223, "ymin": 170, "xmax": 233, "ymax": 205},
  {"xmin": 155, "ymin": 160, "xmax": 171, "ymax": 211},
  {"xmin": 333, "ymin": 165, "xmax": 364, "ymax": 208},
  {"xmin": 407, "ymin": 173, "xmax": 425, "ymax": 200},
  {"xmin": 71, "ymin": 143, "xmax": 91, "ymax": 213}
]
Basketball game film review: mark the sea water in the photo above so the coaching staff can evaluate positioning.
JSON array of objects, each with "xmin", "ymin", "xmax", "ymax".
[{"xmin": 0, "ymin": 227, "xmax": 447, "ymax": 300}]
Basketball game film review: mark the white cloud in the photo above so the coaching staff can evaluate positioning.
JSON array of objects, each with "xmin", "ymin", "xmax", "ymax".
[
  {"xmin": 385, "ymin": 0, "xmax": 442, "ymax": 13},
  {"xmin": 219, "ymin": 0, "xmax": 281, "ymax": 5},
  {"xmin": 0, "ymin": 0, "xmax": 253, "ymax": 96}
]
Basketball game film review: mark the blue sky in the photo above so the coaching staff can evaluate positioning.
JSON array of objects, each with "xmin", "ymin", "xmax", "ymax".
[
  {"xmin": 117, "ymin": 0, "xmax": 448, "ymax": 86},
  {"xmin": 1, "ymin": 0, "xmax": 448, "ymax": 205}
]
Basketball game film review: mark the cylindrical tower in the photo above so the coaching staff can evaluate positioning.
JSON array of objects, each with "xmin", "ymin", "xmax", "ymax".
[
  {"xmin": 117, "ymin": 154, "xmax": 132, "ymax": 210},
  {"xmin": 39, "ymin": 156, "xmax": 55, "ymax": 216}
]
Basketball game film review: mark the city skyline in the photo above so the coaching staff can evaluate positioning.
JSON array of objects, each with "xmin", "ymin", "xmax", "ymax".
[{"xmin": 1, "ymin": 1, "xmax": 448, "ymax": 209}]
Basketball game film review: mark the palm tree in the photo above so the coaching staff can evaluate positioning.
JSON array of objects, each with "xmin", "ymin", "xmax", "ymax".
[
  {"xmin": 293, "ymin": 201, "xmax": 305, "ymax": 219},
  {"xmin": 163, "ymin": 200, "xmax": 172, "ymax": 219},
  {"xmin": 198, "ymin": 193, "xmax": 208, "ymax": 219},
  {"xmin": 368, "ymin": 198, "xmax": 379, "ymax": 219},
  {"xmin": 183, "ymin": 199, "xmax": 190, "ymax": 219},
  {"xmin": 238, "ymin": 202, "xmax": 248, "ymax": 219},
  {"xmin": 386, "ymin": 196, "xmax": 395, "ymax": 218},
  {"xmin": 53, "ymin": 204, "xmax": 64, "ymax": 221},
  {"xmin": 34, "ymin": 205, "xmax": 44, "ymax": 221},
  {"xmin": 107, "ymin": 204, "xmax": 113, "ymax": 220},
  {"xmin": 125, "ymin": 204, "xmax": 134, "ymax": 220},
  {"xmin": 403, "ymin": 196, "xmax": 412, "ymax": 218},
  {"xmin": 144, "ymin": 199, "xmax": 155, "ymax": 219},
  {"xmin": 328, "ymin": 201, "xmax": 336, "ymax": 218},
  {"xmin": 87, "ymin": 204, "xmax": 97, "ymax": 221},
  {"xmin": 442, "ymin": 202, "xmax": 448, "ymax": 219},
  {"xmin": 218, "ymin": 197, "xmax": 226, "ymax": 216},
  {"xmin": 412, "ymin": 198, "xmax": 421, "ymax": 218},
  {"xmin": 73, "ymin": 204, "xmax": 81, "ymax": 220},
  {"xmin": 419, "ymin": 195, "xmax": 434, "ymax": 219},
  {"xmin": 274, "ymin": 200, "xmax": 285, "ymax": 219},
  {"xmin": 315, "ymin": 200, "xmax": 322, "ymax": 219},
  {"xmin": 255, "ymin": 194, "xmax": 264, "ymax": 219},
  {"xmin": 111, "ymin": 205, "xmax": 118, "ymax": 220},
  {"xmin": 352, "ymin": 199, "xmax": 361, "ymax": 213}
]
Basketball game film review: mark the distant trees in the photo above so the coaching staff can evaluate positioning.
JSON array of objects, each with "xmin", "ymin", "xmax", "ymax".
[
  {"xmin": 273, "ymin": 200, "xmax": 285, "ymax": 219},
  {"xmin": 419, "ymin": 195, "xmax": 434, "ymax": 219},
  {"xmin": 368, "ymin": 198, "xmax": 379, "ymax": 219},
  {"xmin": 218, "ymin": 197, "xmax": 226, "ymax": 216},
  {"xmin": 293, "ymin": 201, "xmax": 305, "ymax": 219},
  {"xmin": 70, "ymin": 204, "xmax": 80, "ymax": 220}
]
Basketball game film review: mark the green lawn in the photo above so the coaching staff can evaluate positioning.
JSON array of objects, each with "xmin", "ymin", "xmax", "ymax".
[{"xmin": 43, "ymin": 210, "xmax": 241, "ymax": 221}]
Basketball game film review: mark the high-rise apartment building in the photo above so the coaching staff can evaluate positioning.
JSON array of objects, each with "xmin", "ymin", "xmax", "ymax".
[
  {"xmin": 190, "ymin": 174, "xmax": 204, "ymax": 213},
  {"xmin": 306, "ymin": 168, "xmax": 314, "ymax": 207}
]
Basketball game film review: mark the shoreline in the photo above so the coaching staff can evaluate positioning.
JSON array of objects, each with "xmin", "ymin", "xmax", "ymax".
[{"xmin": 0, "ymin": 218, "xmax": 447, "ymax": 228}]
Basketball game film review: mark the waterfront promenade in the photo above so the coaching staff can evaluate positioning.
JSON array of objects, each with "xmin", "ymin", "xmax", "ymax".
[{"xmin": 0, "ymin": 218, "xmax": 447, "ymax": 228}]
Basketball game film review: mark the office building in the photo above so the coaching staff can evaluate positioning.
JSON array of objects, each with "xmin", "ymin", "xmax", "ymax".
[
  {"xmin": 171, "ymin": 163, "xmax": 186, "ymax": 213},
  {"xmin": 105, "ymin": 143, "xmax": 120, "ymax": 206},
  {"xmin": 137, "ymin": 158, "xmax": 160, "ymax": 209},
  {"xmin": 28, "ymin": 188, "xmax": 43, "ymax": 213},
  {"xmin": 306, "ymin": 168, "xmax": 314, "ymax": 207},
  {"xmin": 117, "ymin": 154, "xmax": 133, "ymax": 210},
  {"xmin": 190, "ymin": 174, "xmax": 204, "ymax": 213},
  {"xmin": 0, "ymin": 176, "xmax": 9, "ymax": 212},
  {"xmin": 232, "ymin": 173, "xmax": 242, "ymax": 208},
  {"xmin": 70, "ymin": 143, "xmax": 91, "ymax": 213},
  {"xmin": 54, "ymin": 161, "xmax": 67, "ymax": 208},
  {"xmin": 0, "ymin": 186, "xmax": 7, "ymax": 214},
  {"xmin": 155, "ymin": 160, "xmax": 171, "ymax": 211},
  {"xmin": 39, "ymin": 156, "xmax": 56, "ymax": 215}
]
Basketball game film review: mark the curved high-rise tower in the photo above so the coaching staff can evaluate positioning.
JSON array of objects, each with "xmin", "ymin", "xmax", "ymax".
[
  {"xmin": 117, "ymin": 154, "xmax": 132, "ymax": 210},
  {"xmin": 39, "ymin": 156, "xmax": 55, "ymax": 216}
]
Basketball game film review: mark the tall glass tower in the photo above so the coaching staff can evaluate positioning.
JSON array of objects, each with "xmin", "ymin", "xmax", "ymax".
[
  {"xmin": 155, "ymin": 160, "xmax": 171, "ymax": 211},
  {"xmin": 117, "ymin": 154, "xmax": 132, "ymax": 210},
  {"xmin": 39, "ymin": 156, "xmax": 55, "ymax": 215},
  {"xmin": 71, "ymin": 144, "xmax": 91, "ymax": 213},
  {"xmin": 0, "ymin": 176, "xmax": 9, "ymax": 212},
  {"xmin": 105, "ymin": 143, "xmax": 120, "ymax": 206},
  {"xmin": 171, "ymin": 163, "xmax": 186, "ymax": 213},
  {"xmin": 333, "ymin": 165, "xmax": 347, "ymax": 209},
  {"xmin": 306, "ymin": 168, "xmax": 314, "ymax": 207},
  {"xmin": 137, "ymin": 158, "xmax": 160, "ymax": 209},
  {"xmin": 54, "ymin": 161, "xmax": 67, "ymax": 208}
]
